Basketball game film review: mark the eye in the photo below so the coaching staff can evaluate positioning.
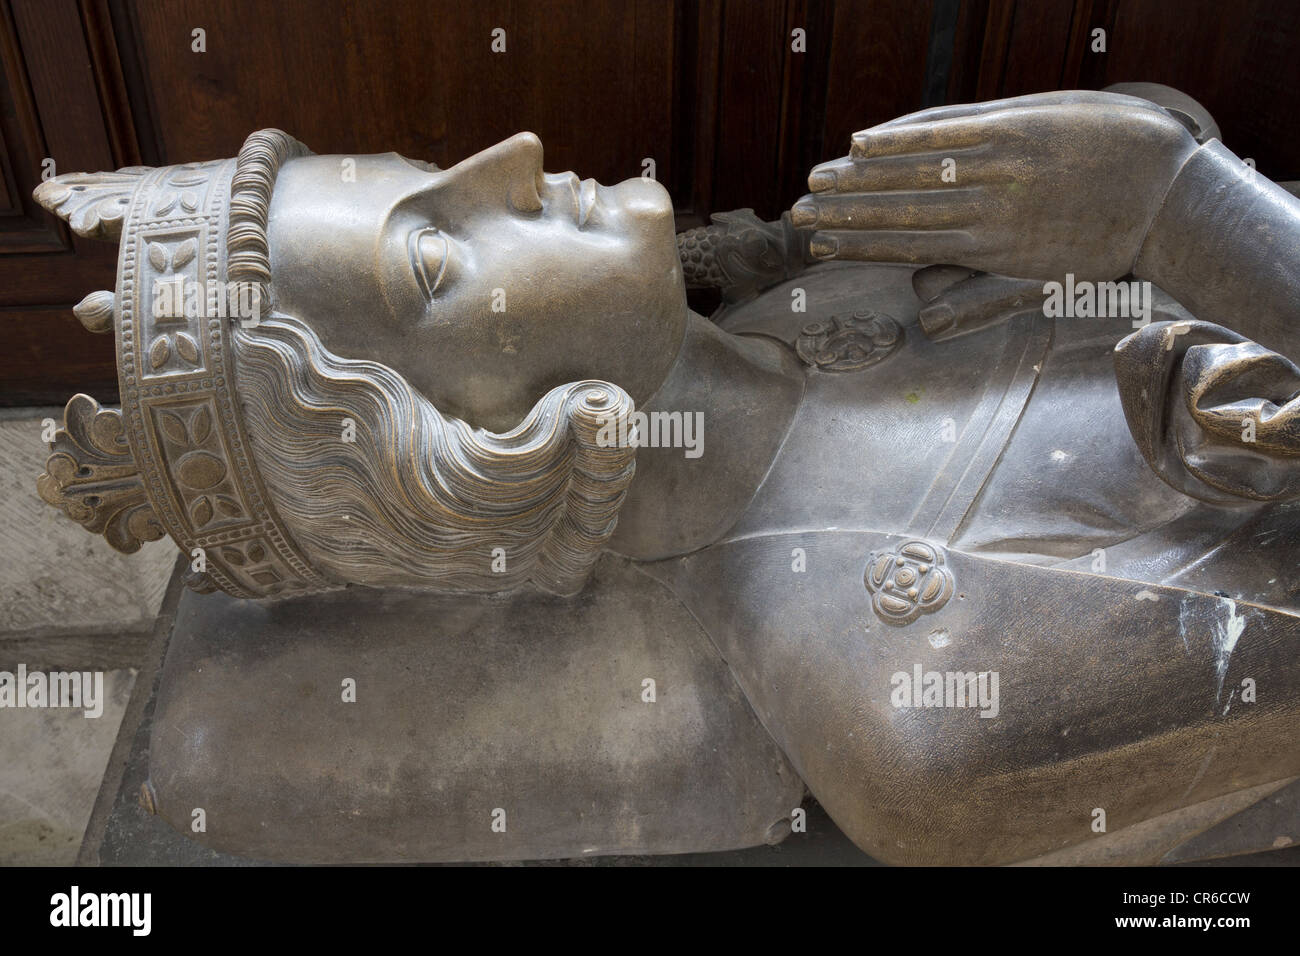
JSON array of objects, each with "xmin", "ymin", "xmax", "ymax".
[{"xmin": 409, "ymin": 227, "xmax": 450, "ymax": 297}]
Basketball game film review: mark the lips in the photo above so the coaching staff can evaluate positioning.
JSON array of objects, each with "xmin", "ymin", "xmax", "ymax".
[
  {"xmin": 578, "ymin": 177, "xmax": 596, "ymax": 227},
  {"xmin": 553, "ymin": 173, "xmax": 597, "ymax": 228}
]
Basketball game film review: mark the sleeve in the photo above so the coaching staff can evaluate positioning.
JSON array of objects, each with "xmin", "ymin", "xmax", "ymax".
[
  {"xmin": 1134, "ymin": 139, "xmax": 1300, "ymax": 358},
  {"xmin": 1114, "ymin": 319, "xmax": 1300, "ymax": 504}
]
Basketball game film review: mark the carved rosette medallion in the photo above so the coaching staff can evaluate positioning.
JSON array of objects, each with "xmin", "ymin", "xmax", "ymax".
[
  {"xmin": 865, "ymin": 540, "xmax": 955, "ymax": 625},
  {"xmin": 796, "ymin": 311, "xmax": 902, "ymax": 372}
]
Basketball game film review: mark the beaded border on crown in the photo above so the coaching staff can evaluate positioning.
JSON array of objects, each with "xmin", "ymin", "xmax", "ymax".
[{"xmin": 35, "ymin": 132, "xmax": 329, "ymax": 598}]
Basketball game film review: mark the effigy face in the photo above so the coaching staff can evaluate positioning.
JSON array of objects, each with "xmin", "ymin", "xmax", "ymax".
[
  {"xmin": 265, "ymin": 133, "xmax": 686, "ymax": 431},
  {"xmin": 34, "ymin": 130, "xmax": 693, "ymax": 599}
]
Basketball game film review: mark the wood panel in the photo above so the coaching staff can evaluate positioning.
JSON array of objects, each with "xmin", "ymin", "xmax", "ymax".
[
  {"xmin": 707, "ymin": 0, "xmax": 790, "ymax": 215},
  {"xmin": 953, "ymin": 0, "xmax": 1300, "ymax": 180},
  {"xmin": 124, "ymin": 0, "xmax": 678, "ymax": 200},
  {"xmin": 0, "ymin": 0, "xmax": 126, "ymax": 406},
  {"xmin": 1077, "ymin": 0, "xmax": 1300, "ymax": 180},
  {"xmin": 994, "ymin": 0, "xmax": 1079, "ymax": 96},
  {"xmin": 817, "ymin": 0, "xmax": 934, "ymax": 186},
  {"xmin": 5, "ymin": 0, "xmax": 1300, "ymax": 406}
]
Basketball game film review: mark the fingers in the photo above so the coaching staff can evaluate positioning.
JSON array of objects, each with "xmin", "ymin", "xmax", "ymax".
[
  {"xmin": 871, "ymin": 91, "xmax": 1168, "ymax": 131},
  {"xmin": 872, "ymin": 98, "xmax": 1041, "ymax": 130},
  {"xmin": 808, "ymin": 151, "xmax": 986, "ymax": 194},
  {"xmin": 806, "ymin": 97, "xmax": 1175, "ymax": 196},
  {"xmin": 792, "ymin": 187, "xmax": 984, "ymax": 231},
  {"xmin": 849, "ymin": 118, "xmax": 988, "ymax": 159},
  {"xmin": 826, "ymin": 94, "xmax": 1173, "ymax": 183},
  {"xmin": 807, "ymin": 229, "xmax": 977, "ymax": 266},
  {"xmin": 916, "ymin": 273, "xmax": 1046, "ymax": 341}
]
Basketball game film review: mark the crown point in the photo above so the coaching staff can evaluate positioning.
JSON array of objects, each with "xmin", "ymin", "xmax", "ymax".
[
  {"xmin": 33, "ymin": 177, "xmax": 71, "ymax": 209},
  {"xmin": 32, "ymin": 168, "xmax": 150, "ymax": 240},
  {"xmin": 73, "ymin": 290, "xmax": 116, "ymax": 333}
]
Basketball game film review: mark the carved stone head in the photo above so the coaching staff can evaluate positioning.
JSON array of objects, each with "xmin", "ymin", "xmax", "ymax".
[{"xmin": 34, "ymin": 130, "xmax": 689, "ymax": 598}]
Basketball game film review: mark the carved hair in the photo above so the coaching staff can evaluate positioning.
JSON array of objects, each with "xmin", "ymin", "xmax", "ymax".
[
  {"xmin": 223, "ymin": 128, "xmax": 636, "ymax": 596},
  {"xmin": 228, "ymin": 128, "xmax": 312, "ymax": 309},
  {"xmin": 230, "ymin": 315, "xmax": 636, "ymax": 595}
]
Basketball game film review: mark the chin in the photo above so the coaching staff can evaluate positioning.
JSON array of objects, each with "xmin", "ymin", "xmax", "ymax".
[{"xmin": 611, "ymin": 176, "xmax": 674, "ymax": 222}]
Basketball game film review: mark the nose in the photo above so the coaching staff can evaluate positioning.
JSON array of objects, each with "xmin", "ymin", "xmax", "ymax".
[{"xmin": 441, "ymin": 131, "xmax": 545, "ymax": 213}]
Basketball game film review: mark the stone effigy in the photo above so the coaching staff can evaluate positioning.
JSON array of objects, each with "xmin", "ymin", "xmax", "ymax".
[{"xmin": 32, "ymin": 85, "xmax": 1300, "ymax": 864}]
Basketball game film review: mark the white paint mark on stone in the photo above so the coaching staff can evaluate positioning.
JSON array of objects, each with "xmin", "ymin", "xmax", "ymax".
[
  {"xmin": 1177, "ymin": 598, "xmax": 1193, "ymax": 655},
  {"xmin": 1135, "ymin": 589, "xmax": 1159, "ymax": 602},
  {"xmin": 1214, "ymin": 598, "xmax": 1246, "ymax": 703},
  {"xmin": 928, "ymin": 628, "xmax": 951, "ymax": 649}
]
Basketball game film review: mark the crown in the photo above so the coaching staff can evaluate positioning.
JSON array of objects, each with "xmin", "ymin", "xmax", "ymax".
[{"xmin": 35, "ymin": 134, "xmax": 329, "ymax": 598}]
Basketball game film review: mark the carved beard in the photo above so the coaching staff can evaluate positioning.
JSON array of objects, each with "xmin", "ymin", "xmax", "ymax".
[{"xmin": 230, "ymin": 315, "xmax": 636, "ymax": 595}]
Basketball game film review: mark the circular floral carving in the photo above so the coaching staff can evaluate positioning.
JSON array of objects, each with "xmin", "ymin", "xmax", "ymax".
[
  {"xmin": 176, "ymin": 450, "xmax": 227, "ymax": 490},
  {"xmin": 797, "ymin": 310, "xmax": 902, "ymax": 372},
  {"xmin": 865, "ymin": 540, "xmax": 954, "ymax": 625}
]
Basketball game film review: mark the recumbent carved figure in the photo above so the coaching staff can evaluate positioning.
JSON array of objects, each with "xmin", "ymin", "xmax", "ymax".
[{"xmin": 32, "ymin": 84, "xmax": 1300, "ymax": 864}]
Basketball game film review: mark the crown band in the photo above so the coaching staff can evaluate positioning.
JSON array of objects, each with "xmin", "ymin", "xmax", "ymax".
[{"xmin": 108, "ymin": 154, "xmax": 327, "ymax": 597}]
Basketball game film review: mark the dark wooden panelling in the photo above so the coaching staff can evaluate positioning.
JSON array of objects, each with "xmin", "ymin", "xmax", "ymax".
[
  {"xmin": 672, "ymin": 0, "xmax": 716, "ymax": 227},
  {"xmin": 5, "ymin": 0, "xmax": 1300, "ymax": 405},
  {"xmin": 996, "ymin": 0, "xmax": 1079, "ymax": 95},
  {"xmin": 0, "ymin": 0, "xmax": 71, "ymax": 252},
  {"xmin": 953, "ymin": 0, "xmax": 1300, "ymax": 180},
  {"xmin": 125, "ymin": 0, "xmax": 679, "ymax": 199},
  {"xmin": 8, "ymin": 0, "xmax": 117, "ymax": 176},
  {"xmin": 82, "ymin": 0, "xmax": 145, "ymax": 169},
  {"xmin": 818, "ymin": 0, "xmax": 934, "ymax": 178},
  {"xmin": 708, "ymin": 0, "xmax": 790, "ymax": 216},
  {"xmin": 775, "ymin": 0, "xmax": 833, "ymax": 211},
  {"xmin": 0, "ymin": 0, "xmax": 124, "ymax": 406},
  {"xmin": 1078, "ymin": 0, "xmax": 1300, "ymax": 180},
  {"xmin": 1, "ymin": 308, "xmax": 117, "ymax": 404},
  {"xmin": 946, "ymin": 0, "xmax": 988, "ymax": 102}
]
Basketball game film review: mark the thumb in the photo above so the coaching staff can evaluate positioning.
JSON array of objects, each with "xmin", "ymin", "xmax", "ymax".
[{"xmin": 916, "ymin": 271, "xmax": 1046, "ymax": 341}]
